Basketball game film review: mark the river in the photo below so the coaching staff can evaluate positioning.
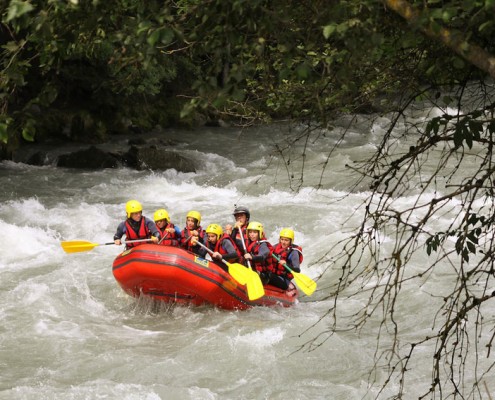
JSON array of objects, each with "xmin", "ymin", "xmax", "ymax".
[{"xmin": 0, "ymin": 108, "xmax": 493, "ymax": 399}]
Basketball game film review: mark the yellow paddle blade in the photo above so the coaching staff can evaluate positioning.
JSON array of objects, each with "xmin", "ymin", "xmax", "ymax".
[
  {"xmin": 60, "ymin": 240, "xmax": 98, "ymax": 253},
  {"xmin": 226, "ymin": 262, "xmax": 249, "ymax": 285},
  {"xmin": 245, "ymin": 269, "xmax": 265, "ymax": 300},
  {"xmin": 225, "ymin": 261, "xmax": 264, "ymax": 300},
  {"xmin": 61, "ymin": 240, "xmax": 100, "ymax": 253},
  {"xmin": 292, "ymin": 271, "xmax": 317, "ymax": 296}
]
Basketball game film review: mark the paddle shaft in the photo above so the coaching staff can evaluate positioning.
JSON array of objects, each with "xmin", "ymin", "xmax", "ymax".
[
  {"xmin": 272, "ymin": 253, "xmax": 295, "ymax": 273},
  {"xmin": 123, "ymin": 238, "xmax": 154, "ymax": 245},
  {"xmin": 238, "ymin": 226, "xmax": 252, "ymax": 269},
  {"xmin": 61, "ymin": 238, "xmax": 154, "ymax": 254},
  {"xmin": 195, "ymin": 241, "xmax": 229, "ymax": 267},
  {"xmin": 180, "ymin": 234, "xmax": 194, "ymax": 249},
  {"xmin": 157, "ymin": 231, "xmax": 169, "ymax": 245}
]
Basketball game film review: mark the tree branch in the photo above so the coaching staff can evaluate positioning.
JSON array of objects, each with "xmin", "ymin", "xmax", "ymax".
[{"xmin": 384, "ymin": 0, "xmax": 495, "ymax": 79}]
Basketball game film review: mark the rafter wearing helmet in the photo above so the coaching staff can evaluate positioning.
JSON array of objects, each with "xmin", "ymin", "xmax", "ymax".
[
  {"xmin": 113, "ymin": 200, "xmax": 161, "ymax": 248},
  {"xmin": 180, "ymin": 210, "xmax": 205, "ymax": 254}
]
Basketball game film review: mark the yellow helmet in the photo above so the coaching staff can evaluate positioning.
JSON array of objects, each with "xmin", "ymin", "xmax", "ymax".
[
  {"xmin": 279, "ymin": 228, "xmax": 294, "ymax": 241},
  {"xmin": 154, "ymin": 209, "xmax": 170, "ymax": 222},
  {"xmin": 125, "ymin": 200, "xmax": 143, "ymax": 218},
  {"xmin": 206, "ymin": 223, "xmax": 223, "ymax": 239},
  {"xmin": 186, "ymin": 210, "xmax": 201, "ymax": 224},
  {"xmin": 247, "ymin": 221, "xmax": 263, "ymax": 238}
]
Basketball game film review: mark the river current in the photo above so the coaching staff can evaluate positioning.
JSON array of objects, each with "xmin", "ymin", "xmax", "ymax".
[{"xmin": 0, "ymin": 106, "xmax": 493, "ymax": 399}]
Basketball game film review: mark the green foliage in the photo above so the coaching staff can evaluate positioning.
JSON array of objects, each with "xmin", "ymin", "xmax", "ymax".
[
  {"xmin": 426, "ymin": 213, "xmax": 488, "ymax": 262},
  {"xmin": 1, "ymin": 0, "xmax": 494, "ymax": 152},
  {"xmin": 1, "ymin": 0, "xmax": 188, "ymax": 147}
]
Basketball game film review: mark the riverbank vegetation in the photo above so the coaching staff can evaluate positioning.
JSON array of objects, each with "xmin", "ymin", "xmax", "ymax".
[{"xmin": 2, "ymin": 1, "xmax": 495, "ymax": 398}]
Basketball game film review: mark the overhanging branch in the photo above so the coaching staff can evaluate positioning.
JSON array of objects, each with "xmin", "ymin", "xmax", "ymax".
[{"xmin": 384, "ymin": 0, "xmax": 495, "ymax": 79}]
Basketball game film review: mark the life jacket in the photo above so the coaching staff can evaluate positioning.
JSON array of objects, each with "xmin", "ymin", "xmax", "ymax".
[
  {"xmin": 234, "ymin": 226, "xmax": 266, "ymax": 251},
  {"xmin": 233, "ymin": 226, "xmax": 248, "ymax": 251},
  {"xmin": 246, "ymin": 240, "xmax": 274, "ymax": 273},
  {"xmin": 157, "ymin": 223, "xmax": 179, "ymax": 247},
  {"xmin": 124, "ymin": 218, "xmax": 150, "ymax": 248},
  {"xmin": 272, "ymin": 243, "xmax": 303, "ymax": 279},
  {"xmin": 214, "ymin": 233, "xmax": 243, "ymax": 261},
  {"xmin": 181, "ymin": 226, "xmax": 205, "ymax": 252}
]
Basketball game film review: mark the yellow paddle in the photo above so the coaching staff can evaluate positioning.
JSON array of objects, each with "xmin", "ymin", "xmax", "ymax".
[
  {"xmin": 61, "ymin": 239, "xmax": 153, "ymax": 253},
  {"xmin": 195, "ymin": 241, "xmax": 265, "ymax": 301},
  {"xmin": 272, "ymin": 254, "xmax": 317, "ymax": 296}
]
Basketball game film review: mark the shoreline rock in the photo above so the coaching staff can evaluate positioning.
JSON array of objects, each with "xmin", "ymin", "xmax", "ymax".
[{"xmin": 11, "ymin": 135, "xmax": 197, "ymax": 173}]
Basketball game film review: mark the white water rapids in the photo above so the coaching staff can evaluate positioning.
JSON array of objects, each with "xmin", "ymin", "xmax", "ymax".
[{"xmin": 0, "ymin": 106, "xmax": 493, "ymax": 399}]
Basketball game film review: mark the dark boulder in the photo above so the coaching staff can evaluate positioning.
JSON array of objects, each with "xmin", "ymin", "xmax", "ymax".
[
  {"xmin": 26, "ymin": 151, "xmax": 50, "ymax": 166},
  {"xmin": 123, "ymin": 145, "xmax": 196, "ymax": 173},
  {"xmin": 57, "ymin": 146, "xmax": 120, "ymax": 169}
]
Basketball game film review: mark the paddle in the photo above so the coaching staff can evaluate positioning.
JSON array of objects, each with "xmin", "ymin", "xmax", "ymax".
[
  {"xmin": 237, "ymin": 225, "xmax": 252, "ymax": 270},
  {"xmin": 195, "ymin": 241, "xmax": 265, "ymax": 301},
  {"xmin": 158, "ymin": 231, "xmax": 169, "ymax": 244},
  {"xmin": 272, "ymin": 253, "xmax": 317, "ymax": 296},
  {"xmin": 61, "ymin": 239, "xmax": 153, "ymax": 253}
]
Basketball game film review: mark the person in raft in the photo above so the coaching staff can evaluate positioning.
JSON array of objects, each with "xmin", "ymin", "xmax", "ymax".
[
  {"xmin": 180, "ymin": 210, "xmax": 205, "ymax": 254},
  {"xmin": 153, "ymin": 208, "xmax": 181, "ymax": 246},
  {"xmin": 271, "ymin": 228, "xmax": 303, "ymax": 290},
  {"xmin": 195, "ymin": 223, "xmax": 243, "ymax": 270},
  {"xmin": 114, "ymin": 200, "xmax": 160, "ymax": 248},
  {"xmin": 243, "ymin": 221, "xmax": 273, "ymax": 285},
  {"xmin": 224, "ymin": 205, "xmax": 251, "ymax": 250}
]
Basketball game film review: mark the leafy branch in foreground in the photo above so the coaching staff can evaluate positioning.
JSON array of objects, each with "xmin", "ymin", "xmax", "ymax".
[{"xmin": 293, "ymin": 80, "xmax": 495, "ymax": 399}]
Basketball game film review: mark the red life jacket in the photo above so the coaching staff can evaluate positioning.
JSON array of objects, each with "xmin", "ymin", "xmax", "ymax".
[
  {"xmin": 214, "ymin": 233, "xmax": 243, "ymax": 261},
  {"xmin": 233, "ymin": 226, "xmax": 248, "ymax": 249},
  {"xmin": 157, "ymin": 223, "xmax": 179, "ymax": 247},
  {"xmin": 124, "ymin": 218, "xmax": 150, "ymax": 248},
  {"xmin": 272, "ymin": 243, "xmax": 303, "ymax": 279},
  {"xmin": 181, "ymin": 226, "xmax": 205, "ymax": 252},
  {"xmin": 246, "ymin": 240, "xmax": 274, "ymax": 273},
  {"xmin": 234, "ymin": 226, "xmax": 266, "ymax": 251}
]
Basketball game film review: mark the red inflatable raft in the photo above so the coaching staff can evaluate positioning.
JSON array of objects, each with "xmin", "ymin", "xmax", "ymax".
[{"xmin": 112, "ymin": 244, "xmax": 298, "ymax": 310}]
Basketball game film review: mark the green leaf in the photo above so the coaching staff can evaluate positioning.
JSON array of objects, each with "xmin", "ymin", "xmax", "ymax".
[
  {"xmin": 160, "ymin": 28, "xmax": 174, "ymax": 45},
  {"xmin": 478, "ymin": 21, "xmax": 493, "ymax": 32},
  {"xmin": 147, "ymin": 29, "xmax": 160, "ymax": 46},
  {"xmin": 323, "ymin": 24, "xmax": 336, "ymax": 39},
  {"xmin": 464, "ymin": 125, "xmax": 473, "ymax": 149},
  {"xmin": 137, "ymin": 21, "xmax": 152, "ymax": 35},
  {"xmin": 296, "ymin": 63, "xmax": 311, "ymax": 80},
  {"xmin": 469, "ymin": 119, "xmax": 482, "ymax": 133},
  {"xmin": 22, "ymin": 121, "xmax": 36, "ymax": 142},
  {"xmin": 6, "ymin": 0, "xmax": 34, "ymax": 22},
  {"xmin": 453, "ymin": 124, "xmax": 464, "ymax": 147},
  {"xmin": 485, "ymin": 0, "xmax": 495, "ymax": 9},
  {"xmin": 0, "ymin": 123, "xmax": 8, "ymax": 144}
]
